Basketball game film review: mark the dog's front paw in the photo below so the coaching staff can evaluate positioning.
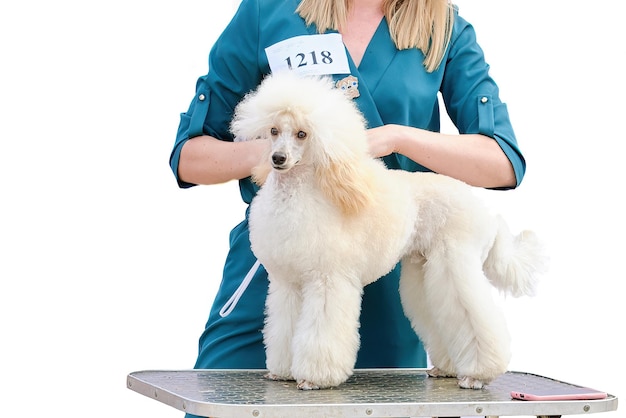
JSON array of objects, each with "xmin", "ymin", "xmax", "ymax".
[
  {"xmin": 264, "ymin": 372, "xmax": 294, "ymax": 381},
  {"xmin": 296, "ymin": 379, "xmax": 321, "ymax": 390},
  {"xmin": 457, "ymin": 375, "xmax": 485, "ymax": 390}
]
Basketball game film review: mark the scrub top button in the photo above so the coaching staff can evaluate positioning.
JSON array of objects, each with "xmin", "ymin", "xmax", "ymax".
[
  {"xmin": 480, "ymin": 96, "xmax": 488, "ymax": 103},
  {"xmin": 199, "ymin": 94, "xmax": 206, "ymax": 101}
]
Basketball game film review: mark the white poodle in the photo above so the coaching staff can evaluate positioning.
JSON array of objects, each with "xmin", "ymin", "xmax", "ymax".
[{"xmin": 231, "ymin": 72, "xmax": 548, "ymax": 391}]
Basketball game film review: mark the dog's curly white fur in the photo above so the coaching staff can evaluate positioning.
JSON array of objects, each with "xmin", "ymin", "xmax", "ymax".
[{"xmin": 231, "ymin": 73, "xmax": 548, "ymax": 391}]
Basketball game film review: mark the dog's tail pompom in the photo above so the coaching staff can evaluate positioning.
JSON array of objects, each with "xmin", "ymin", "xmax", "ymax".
[{"xmin": 483, "ymin": 217, "xmax": 550, "ymax": 298}]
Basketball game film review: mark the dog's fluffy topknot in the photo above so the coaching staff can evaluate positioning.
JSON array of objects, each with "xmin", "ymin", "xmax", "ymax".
[{"xmin": 230, "ymin": 72, "xmax": 368, "ymax": 147}]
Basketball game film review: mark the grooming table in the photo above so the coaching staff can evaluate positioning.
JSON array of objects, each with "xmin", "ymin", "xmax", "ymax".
[{"xmin": 127, "ymin": 368, "xmax": 617, "ymax": 417}]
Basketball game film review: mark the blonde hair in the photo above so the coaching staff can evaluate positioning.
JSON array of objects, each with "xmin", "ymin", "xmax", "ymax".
[{"xmin": 296, "ymin": 0, "xmax": 454, "ymax": 72}]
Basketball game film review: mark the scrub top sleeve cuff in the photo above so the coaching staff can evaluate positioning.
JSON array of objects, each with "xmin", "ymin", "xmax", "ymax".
[
  {"xmin": 170, "ymin": 112, "xmax": 196, "ymax": 189},
  {"xmin": 492, "ymin": 134, "xmax": 526, "ymax": 189},
  {"xmin": 169, "ymin": 137, "xmax": 195, "ymax": 189}
]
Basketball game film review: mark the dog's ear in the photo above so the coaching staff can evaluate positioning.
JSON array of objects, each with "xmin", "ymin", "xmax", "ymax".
[
  {"xmin": 316, "ymin": 158, "xmax": 375, "ymax": 216},
  {"xmin": 311, "ymin": 87, "xmax": 375, "ymax": 216}
]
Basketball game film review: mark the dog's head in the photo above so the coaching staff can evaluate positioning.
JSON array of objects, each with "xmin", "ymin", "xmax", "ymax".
[
  {"xmin": 231, "ymin": 72, "xmax": 369, "ymax": 175},
  {"xmin": 231, "ymin": 72, "xmax": 375, "ymax": 215}
]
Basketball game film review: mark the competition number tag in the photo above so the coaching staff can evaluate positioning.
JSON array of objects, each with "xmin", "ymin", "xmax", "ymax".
[{"xmin": 265, "ymin": 33, "xmax": 350, "ymax": 76}]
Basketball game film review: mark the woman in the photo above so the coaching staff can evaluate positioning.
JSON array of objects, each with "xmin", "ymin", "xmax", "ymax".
[{"xmin": 170, "ymin": 0, "xmax": 525, "ymax": 406}]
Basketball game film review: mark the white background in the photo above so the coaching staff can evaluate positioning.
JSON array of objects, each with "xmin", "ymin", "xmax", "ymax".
[{"xmin": 1, "ymin": 1, "xmax": 624, "ymax": 417}]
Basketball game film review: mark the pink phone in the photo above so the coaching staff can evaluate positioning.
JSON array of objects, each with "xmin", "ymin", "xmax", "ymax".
[{"xmin": 511, "ymin": 386, "xmax": 608, "ymax": 401}]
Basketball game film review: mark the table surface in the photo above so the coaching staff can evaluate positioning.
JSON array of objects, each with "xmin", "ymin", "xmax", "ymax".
[{"xmin": 127, "ymin": 368, "xmax": 618, "ymax": 417}]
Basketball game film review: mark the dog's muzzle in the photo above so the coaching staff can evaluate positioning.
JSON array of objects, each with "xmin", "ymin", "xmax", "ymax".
[{"xmin": 272, "ymin": 152, "xmax": 288, "ymax": 169}]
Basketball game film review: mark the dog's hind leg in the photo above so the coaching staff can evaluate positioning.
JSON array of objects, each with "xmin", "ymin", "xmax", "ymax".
[
  {"xmin": 399, "ymin": 256, "xmax": 457, "ymax": 377},
  {"xmin": 421, "ymin": 244, "xmax": 511, "ymax": 389},
  {"xmin": 263, "ymin": 279, "xmax": 302, "ymax": 381},
  {"xmin": 290, "ymin": 273, "xmax": 363, "ymax": 389}
]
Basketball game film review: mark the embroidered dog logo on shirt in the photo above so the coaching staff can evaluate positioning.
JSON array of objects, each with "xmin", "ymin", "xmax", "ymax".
[{"xmin": 336, "ymin": 75, "xmax": 360, "ymax": 99}]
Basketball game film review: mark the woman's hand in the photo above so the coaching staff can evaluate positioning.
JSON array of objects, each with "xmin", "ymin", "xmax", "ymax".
[{"xmin": 366, "ymin": 124, "xmax": 402, "ymax": 158}]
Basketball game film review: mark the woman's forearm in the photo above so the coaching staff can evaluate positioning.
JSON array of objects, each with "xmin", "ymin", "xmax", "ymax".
[
  {"xmin": 367, "ymin": 124, "xmax": 516, "ymax": 189},
  {"xmin": 178, "ymin": 135, "xmax": 269, "ymax": 185}
]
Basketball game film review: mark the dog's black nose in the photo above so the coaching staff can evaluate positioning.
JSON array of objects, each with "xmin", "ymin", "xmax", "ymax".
[{"xmin": 272, "ymin": 152, "xmax": 287, "ymax": 166}]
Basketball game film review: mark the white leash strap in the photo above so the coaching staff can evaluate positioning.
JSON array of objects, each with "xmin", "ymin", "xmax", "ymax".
[{"xmin": 219, "ymin": 259, "xmax": 261, "ymax": 317}]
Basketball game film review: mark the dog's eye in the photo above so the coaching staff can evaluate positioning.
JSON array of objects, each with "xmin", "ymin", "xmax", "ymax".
[
  {"xmin": 270, "ymin": 127, "xmax": 279, "ymax": 136},
  {"xmin": 297, "ymin": 131, "xmax": 307, "ymax": 139}
]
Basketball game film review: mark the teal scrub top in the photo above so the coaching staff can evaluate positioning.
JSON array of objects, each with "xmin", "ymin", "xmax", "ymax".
[{"xmin": 170, "ymin": 0, "xmax": 526, "ymax": 372}]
